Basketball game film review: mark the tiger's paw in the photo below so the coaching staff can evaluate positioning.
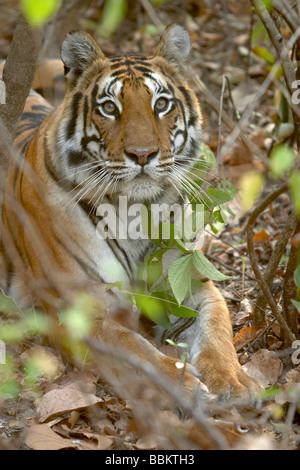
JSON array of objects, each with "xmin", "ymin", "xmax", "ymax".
[
  {"xmin": 161, "ymin": 356, "xmax": 209, "ymax": 399},
  {"xmin": 203, "ymin": 365, "xmax": 263, "ymax": 405}
]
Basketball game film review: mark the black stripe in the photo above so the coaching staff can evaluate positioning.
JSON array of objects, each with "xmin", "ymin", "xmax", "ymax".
[
  {"xmin": 83, "ymin": 95, "xmax": 89, "ymax": 130},
  {"xmin": 161, "ymin": 316, "xmax": 196, "ymax": 343},
  {"xmin": 43, "ymin": 136, "xmax": 73, "ymax": 191},
  {"xmin": 0, "ymin": 241, "xmax": 13, "ymax": 291},
  {"xmin": 78, "ymin": 199, "xmax": 134, "ymax": 279},
  {"xmin": 106, "ymin": 238, "xmax": 132, "ymax": 279},
  {"xmin": 66, "ymin": 92, "xmax": 82, "ymax": 139},
  {"xmin": 53, "ymin": 233, "xmax": 105, "ymax": 284},
  {"xmin": 133, "ymin": 66, "xmax": 153, "ymax": 74},
  {"xmin": 91, "ymin": 83, "xmax": 99, "ymax": 109}
]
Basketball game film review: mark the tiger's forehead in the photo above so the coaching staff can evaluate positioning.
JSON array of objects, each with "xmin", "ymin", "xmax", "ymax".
[{"xmin": 93, "ymin": 54, "xmax": 170, "ymax": 98}]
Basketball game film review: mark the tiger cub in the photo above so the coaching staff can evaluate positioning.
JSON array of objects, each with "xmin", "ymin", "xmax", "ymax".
[{"xmin": 0, "ymin": 24, "xmax": 262, "ymax": 403}]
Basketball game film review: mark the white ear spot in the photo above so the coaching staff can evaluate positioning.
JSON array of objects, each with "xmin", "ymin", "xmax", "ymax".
[
  {"xmin": 60, "ymin": 31, "xmax": 105, "ymax": 88},
  {"xmin": 166, "ymin": 24, "xmax": 191, "ymax": 60},
  {"xmin": 153, "ymin": 23, "xmax": 191, "ymax": 68}
]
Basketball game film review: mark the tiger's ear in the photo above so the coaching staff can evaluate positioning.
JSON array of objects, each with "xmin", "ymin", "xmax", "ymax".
[
  {"xmin": 60, "ymin": 31, "xmax": 105, "ymax": 89},
  {"xmin": 153, "ymin": 24, "xmax": 191, "ymax": 71}
]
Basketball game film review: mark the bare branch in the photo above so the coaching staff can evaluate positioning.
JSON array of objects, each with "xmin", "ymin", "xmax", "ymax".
[
  {"xmin": 0, "ymin": 14, "xmax": 41, "ymax": 137},
  {"xmin": 253, "ymin": 210, "xmax": 298, "ymax": 325},
  {"xmin": 251, "ymin": 0, "xmax": 300, "ymax": 149},
  {"xmin": 273, "ymin": 0, "xmax": 298, "ymax": 32},
  {"xmin": 246, "ymin": 182, "xmax": 296, "ymax": 346},
  {"xmin": 0, "ymin": 14, "xmax": 41, "ymax": 231}
]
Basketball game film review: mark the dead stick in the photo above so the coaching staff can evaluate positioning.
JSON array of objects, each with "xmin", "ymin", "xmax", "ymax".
[
  {"xmin": 253, "ymin": 210, "xmax": 298, "ymax": 325},
  {"xmin": 246, "ymin": 182, "xmax": 295, "ymax": 345}
]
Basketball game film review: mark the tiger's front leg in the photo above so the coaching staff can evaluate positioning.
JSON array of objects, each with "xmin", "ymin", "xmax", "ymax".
[
  {"xmin": 165, "ymin": 281, "xmax": 263, "ymax": 404},
  {"xmin": 92, "ymin": 316, "xmax": 207, "ymax": 398}
]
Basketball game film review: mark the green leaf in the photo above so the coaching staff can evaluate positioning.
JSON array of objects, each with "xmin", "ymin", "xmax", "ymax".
[
  {"xmin": 239, "ymin": 172, "xmax": 264, "ymax": 210},
  {"xmin": 290, "ymin": 172, "xmax": 300, "ymax": 214},
  {"xmin": 168, "ymin": 254, "xmax": 193, "ymax": 305},
  {"xmin": 251, "ymin": 21, "xmax": 268, "ymax": 45},
  {"xmin": 294, "ymin": 265, "xmax": 300, "ymax": 289},
  {"xmin": 170, "ymin": 303, "xmax": 198, "ymax": 317},
  {"xmin": 21, "ymin": 0, "xmax": 61, "ymax": 26},
  {"xmin": 174, "ymin": 238, "xmax": 191, "ymax": 253},
  {"xmin": 135, "ymin": 293, "xmax": 171, "ymax": 329},
  {"xmin": 199, "ymin": 143, "xmax": 216, "ymax": 170},
  {"xmin": 205, "ymin": 188, "xmax": 234, "ymax": 208},
  {"xmin": 150, "ymin": 0, "xmax": 166, "ymax": 5},
  {"xmin": 262, "ymin": 0, "xmax": 274, "ymax": 10},
  {"xmin": 213, "ymin": 209, "xmax": 225, "ymax": 224},
  {"xmin": 154, "ymin": 292, "xmax": 198, "ymax": 318},
  {"xmin": 96, "ymin": 0, "xmax": 127, "ymax": 38},
  {"xmin": 177, "ymin": 342, "xmax": 189, "ymax": 349},
  {"xmin": 291, "ymin": 299, "xmax": 300, "ymax": 313},
  {"xmin": 192, "ymin": 251, "xmax": 230, "ymax": 281},
  {"xmin": 253, "ymin": 46, "xmax": 275, "ymax": 65},
  {"xmin": 270, "ymin": 145, "xmax": 295, "ymax": 178},
  {"xmin": 0, "ymin": 294, "xmax": 19, "ymax": 315}
]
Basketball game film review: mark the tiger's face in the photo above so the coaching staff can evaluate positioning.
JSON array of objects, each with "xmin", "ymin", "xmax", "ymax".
[{"xmin": 53, "ymin": 25, "xmax": 202, "ymax": 203}]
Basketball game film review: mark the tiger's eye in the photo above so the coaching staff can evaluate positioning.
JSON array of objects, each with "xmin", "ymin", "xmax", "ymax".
[
  {"xmin": 102, "ymin": 101, "xmax": 116, "ymax": 114},
  {"xmin": 155, "ymin": 97, "xmax": 169, "ymax": 111}
]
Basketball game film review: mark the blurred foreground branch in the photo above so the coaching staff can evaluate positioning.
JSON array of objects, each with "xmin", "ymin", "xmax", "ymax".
[
  {"xmin": 0, "ymin": 14, "xmax": 41, "ymax": 229},
  {"xmin": 86, "ymin": 337, "xmax": 229, "ymax": 450}
]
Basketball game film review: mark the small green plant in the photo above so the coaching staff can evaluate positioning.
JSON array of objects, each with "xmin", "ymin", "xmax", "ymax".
[{"xmin": 165, "ymin": 339, "xmax": 190, "ymax": 383}]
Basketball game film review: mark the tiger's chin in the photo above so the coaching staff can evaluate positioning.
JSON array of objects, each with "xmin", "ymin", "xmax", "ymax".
[{"xmin": 117, "ymin": 177, "xmax": 165, "ymax": 202}]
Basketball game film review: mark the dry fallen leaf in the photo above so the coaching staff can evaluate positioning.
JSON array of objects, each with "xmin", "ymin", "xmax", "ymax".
[
  {"xmin": 253, "ymin": 228, "xmax": 271, "ymax": 244},
  {"xmin": 36, "ymin": 388, "xmax": 103, "ymax": 423},
  {"xmin": 242, "ymin": 349, "xmax": 283, "ymax": 387},
  {"xmin": 134, "ymin": 433, "xmax": 158, "ymax": 450},
  {"xmin": 45, "ymin": 370, "xmax": 97, "ymax": 394},
  {"xmin": 25, "ymin": 424, "xmax": 79, "ymax": 450},
  {"xmin": 233, "ymin": 326, "xmax": 265, "ymax": 352},
  {"xmin": 62, "ymin": 426, "xmax": 114, "ymax": 450}
]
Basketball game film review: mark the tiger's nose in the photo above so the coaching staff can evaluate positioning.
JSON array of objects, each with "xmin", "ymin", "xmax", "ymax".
[{"xmin": 124, "ymin": 147, "xmax": 159, "ymax": 167}]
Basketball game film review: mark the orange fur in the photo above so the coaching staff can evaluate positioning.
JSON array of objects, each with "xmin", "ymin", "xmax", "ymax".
[{"xmin": 0, "ymin": 25, "xmax": 262, "ymax": 404}]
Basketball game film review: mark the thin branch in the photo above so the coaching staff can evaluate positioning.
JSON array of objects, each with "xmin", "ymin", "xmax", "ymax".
[
  {"xmin": 251, "ymin": 0, "xmax": 300, "ymax": 149},
  {"xmin": 273, "ymin": 0, "xmax": 298, "ymax": 32},
  {"xmin": 253, "ymin": 210, "xmax": 298, "ymax": 325},
  {"xmin": 282, "ymin": 219, "xmax": 300, "ymax": 340},
  {"xmin": 139, "ymin": 0, "xmax": 164, "ymax": 31},
  {"xmin": 191, "ymin": 74, "xmax": 267, "ymax": 163},
  {"xmin": 0, "ymin": 14, "xmax": 41, "ymax": 136},
  {"xmin": 216, "ymin": 75, "xmax": 227, "ymax": 177},
  {"xmin": 238, "ymin": 318, "xmax": 277, "ymax": 358},
  {"xmin": 251, "ymin": 0, "xmax": 296, "ymax": 96},
  {"xmin": 246, "ymin": 182, "xmax": 296, "ymax": 346},
  {"xmin": 206, "ymin": 253, "xmax": 257, "ymax": 281},
  {"xmin": 219, "ymin": 25, "xmax": 300, "ymax": 162}
]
